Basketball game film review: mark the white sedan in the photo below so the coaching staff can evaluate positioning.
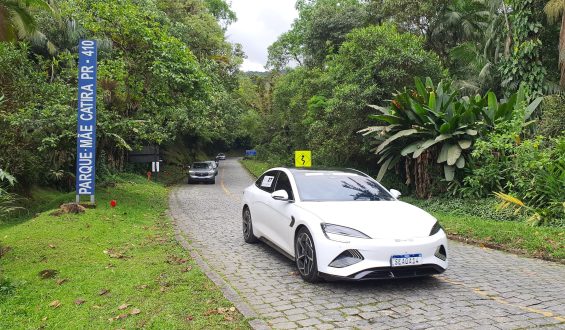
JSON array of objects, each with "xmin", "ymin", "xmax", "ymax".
[{"xmin": 242, "ymin": 167, "xmax": 448, "ymax": 282}]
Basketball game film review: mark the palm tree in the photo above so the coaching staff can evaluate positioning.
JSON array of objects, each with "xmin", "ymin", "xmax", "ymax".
[
  {"xmin": 545, "ymin": 0, "xmax": 565, "ymax": 88},
  {"xmin": 0, "ymin": 0, "xmax": 54, "ymax": 42},
  {"xmin": 430, "ymin": 0, "xmax": 491, "ymax": 61}
]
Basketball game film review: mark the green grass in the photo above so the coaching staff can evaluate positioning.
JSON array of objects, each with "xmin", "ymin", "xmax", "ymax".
[
  {"xmin": 0, "ymin": 176, "xmax": 249, "ymax": 329},
  {"xmin": 403, "ymin": 198, "xmax": 565, "ymax": 262},
  {"xmin": 240, "ymin": 159, "xmax": 565, "ymax": 263},
  {"xmin": 239, "ymin": 159, "xmax": 274, "ymax": 178},
  {"xmin": 428, "ymin": 210, "xmax": 564, "ymax": 262}
]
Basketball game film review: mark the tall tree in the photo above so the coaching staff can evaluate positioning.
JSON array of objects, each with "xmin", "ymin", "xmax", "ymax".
[
  {"xmin": 500, "ymin": 0, "xmax": 546, "ymax": 97},
  {"xmin": 267, "ymin": 0, "xmax": 368, "ymax": 69},
  {"xmin": 0, "ymin": 0, "xmax": 54, "ymax": 41},
  {"xmin": 545, "ymin": 0, "xmax": 565, "ymax": 87}
]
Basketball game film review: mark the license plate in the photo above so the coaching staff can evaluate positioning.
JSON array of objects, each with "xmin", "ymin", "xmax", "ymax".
[{"xmin": 391, "ymin": 254, "xmax": 422, "ymax": 267}]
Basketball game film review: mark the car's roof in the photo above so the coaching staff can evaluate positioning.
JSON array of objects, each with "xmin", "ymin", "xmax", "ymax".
[{"xmin": 270, "ymin": 167, "xmax": 370, "ymax": 177}]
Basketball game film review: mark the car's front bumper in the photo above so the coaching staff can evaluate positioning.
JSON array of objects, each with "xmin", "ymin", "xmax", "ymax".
[
  {"xmin": 188, "ymin": 173, "xmax": 215, "ymax": 181},
  {"xmin": 313, "ymin": 231, "xmax": 448, "ymax": 279}
]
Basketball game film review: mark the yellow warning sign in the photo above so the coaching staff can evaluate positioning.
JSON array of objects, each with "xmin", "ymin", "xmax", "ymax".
[{"xmin": 295, "ymin": 150, "xmax": 312, "ymax": 167}]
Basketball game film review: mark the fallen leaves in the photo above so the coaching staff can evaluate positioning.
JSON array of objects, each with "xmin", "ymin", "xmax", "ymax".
[
  {"xmin": 103, "ymin": 249, "xmax": 129, "ymax": 259},
  {"xmin": 108, "ymin": 307, "xmax": 141, "ymax": 322},
  {"xmin": 166, "ymin": 255, "xmax": 189, "ymax": 265},
  {"xmin": 56, "ymin": 278, "xmax": 68, "ymax": 285},
  {"xmin": 39, "ymin": 269, "xmax": 58, "ymax": 279},
  {"xmin": 203, "ymin": 307, "xmax": 238, "ymax": 321},
  {"xmin": 49, "ymin": 300, "xmax": 61, "ymax": 308},
  {"xmin": 181, "ymin": 266, "xmax": 192, "ymax": 273},
  {"xmin": 108, "ymin": 313, "xmax": 129, "ymax": 322},
  {"xmin": 74, "ymin": 299, "xmax": 86, "ymax": 305},
  {"xmin": 98, "ymin": 289, "xmax": 110, "ymax": 296},
  {"xmin": 118, "ymin": 304, "xmax": 130, "ymax": 310},
  {"xmin": 0, "ymin": 245, "xmax": 10, "ymax": 258},
  {"xmin": 48, "ymin": 244, "xmax": 56, "ymax": 249}
]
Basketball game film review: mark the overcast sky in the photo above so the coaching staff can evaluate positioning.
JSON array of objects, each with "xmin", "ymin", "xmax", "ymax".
[{"xmin": 226, "ymin": 0, "xmax": 298, "ymax": 72}]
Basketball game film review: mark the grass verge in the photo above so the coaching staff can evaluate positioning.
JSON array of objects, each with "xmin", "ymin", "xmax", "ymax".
[
  {"xmin": 240, "ymin": 159, "xmax": 564, "ymax": 263},
  {"xmin": 0, "ymin": 175, "xmax": 249, "ymax": 329},
  {"xmin": 239, "ymin": 159, "xmax": 273, "ymax": 178}
]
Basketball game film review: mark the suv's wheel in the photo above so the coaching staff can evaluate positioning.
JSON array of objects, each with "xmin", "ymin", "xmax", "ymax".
[
  {"xmin": 295, "ymin": 227, "xmax": 320, "ymax": 282},
  {"xmin": 242, "ymin": 207, "xmax": 258, "ymax": 243}
]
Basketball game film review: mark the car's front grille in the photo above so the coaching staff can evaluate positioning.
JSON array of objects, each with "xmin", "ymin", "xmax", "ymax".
[{"xmin": 350, "ymin": 264, "xmax": 445, "ymax": 280}]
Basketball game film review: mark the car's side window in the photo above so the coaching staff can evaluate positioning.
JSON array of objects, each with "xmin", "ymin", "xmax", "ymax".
[
  {"xmin": 256, "ymin": 170, "xmax": 278, "ymax": 193},
  {"xmin": 273, "ymin": 172, "xmax": 294, "ymax": 200}
]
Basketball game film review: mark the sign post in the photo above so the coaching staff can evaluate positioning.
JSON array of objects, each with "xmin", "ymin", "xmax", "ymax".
[
  {"xmin": 294, "ymin": 150, "xmax": 312, "ymax": 167},
  {"xmin": 75, "ymin": 40, "xmax": 98, "ymax": 204}
]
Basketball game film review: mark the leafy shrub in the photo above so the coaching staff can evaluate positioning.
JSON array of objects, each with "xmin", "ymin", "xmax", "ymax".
[
  {"xmin": 467, "ymin": 119, "xmax": 565, "ymax": 225},
  {"xmin": 405, "ymin": 196, "xmax": 524, "ymax": 222},
  {"xmin": 538, "ymin": 95, "xmax": 565, "ymax": 138},
  {"xmin": 460, "ymin": 115, "xmax": 524, "ymax": 197},
  {"xmin": 363, "ymin": 78, "xmax": 542, "ymax": 198}
]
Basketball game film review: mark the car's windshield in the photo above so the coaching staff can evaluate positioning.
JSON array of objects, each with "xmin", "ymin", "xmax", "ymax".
[
  {"xmin": 293, "ymin": 172, "xmax": 395, "ymax": 202},
  {"xmin": 192, "ymin": 163, "xmax": 210, "ymax": 169}
]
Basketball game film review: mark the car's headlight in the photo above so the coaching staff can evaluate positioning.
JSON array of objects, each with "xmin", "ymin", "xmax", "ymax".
[
  {"xmin": 429, "ymin": 221, "xmax": 443, "ymax": 236},
  {"xmin": 208, "ymin": 170, "xmax": 215, "ymax": 174},
  {"xmin": 321, "ymin": 223, "xmax": 371, "ymax": 242},
  {"xmin": 189, "ymin": 170, "xmax": 195, "ymax": 174}
]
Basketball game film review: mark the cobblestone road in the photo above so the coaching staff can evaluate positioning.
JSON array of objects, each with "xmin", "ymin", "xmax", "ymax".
[{"xmin": 170, "ymin": 158, "xmax": 565, "ymax": 330}]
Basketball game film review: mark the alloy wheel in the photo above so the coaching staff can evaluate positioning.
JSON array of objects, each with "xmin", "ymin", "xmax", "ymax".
[{"xmin": 296, "ymin": 232, "xmax": 314, "ymax": 276}]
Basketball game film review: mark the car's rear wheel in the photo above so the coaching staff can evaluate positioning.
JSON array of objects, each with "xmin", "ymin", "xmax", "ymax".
[
  {"xmin": 295, "ymin": 227, "xmax": 320, "ymax": 283},
  {"xmin": 242, "ymin": 207, "xmax": 258, "ymax": 243}
]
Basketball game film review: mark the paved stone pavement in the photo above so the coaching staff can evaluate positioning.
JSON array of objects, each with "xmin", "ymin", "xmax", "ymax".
[{"xmin": 170, "ymin": 158, "xmax": 565, "ymax": 330}]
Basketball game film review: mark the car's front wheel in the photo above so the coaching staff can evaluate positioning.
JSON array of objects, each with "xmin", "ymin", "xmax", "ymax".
[
  {"xmin": 295, "ymin": 227, "xmax": 320, "ymax": 283},
  {"xmin": 242, "ymin": 207, "xmax": 258, "ymax": 243}
]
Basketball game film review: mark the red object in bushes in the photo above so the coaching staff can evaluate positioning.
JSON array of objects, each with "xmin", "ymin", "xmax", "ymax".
[{"xmin": 110, "ymin": 200, "xmax": 117, "ymax": 208}]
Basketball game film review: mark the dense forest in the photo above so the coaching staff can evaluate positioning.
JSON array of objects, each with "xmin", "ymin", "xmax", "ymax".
[
  {"xmin": 238, "ymin": 0, "xmax": 565, "ymax": 225},
  {"xmin": 1, "ymin": 0, "xmax": 248, "ymax": 190},
  {"xmin": 1, "ymin": 0, "xmax": 564, "ymax": 225}
]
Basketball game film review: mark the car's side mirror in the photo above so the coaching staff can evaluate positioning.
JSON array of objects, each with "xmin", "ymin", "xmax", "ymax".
[
  {"xmin": 187, "ymin": 165, "xmax": 191, "ymax": 169},
  {"xmin": 389, "ymin": 189, "xmax": 402, "ymax": 199},
  {"xmin": 271, "ymin": 190, "xmax": 290, "ymax": 201}
]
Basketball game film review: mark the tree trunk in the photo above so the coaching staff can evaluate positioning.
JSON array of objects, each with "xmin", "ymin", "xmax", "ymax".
[
  {"xmin": 414, "ymin": 149, "xmax": 433, "ymax": 199},
  {"xmin": 559, "ymin": 12, "xmax": 565, "ymax": 88}
]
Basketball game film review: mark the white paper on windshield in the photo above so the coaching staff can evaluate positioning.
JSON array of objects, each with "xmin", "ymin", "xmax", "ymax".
[{"xmin": 261, "ymin": 176, "xmax": 275, "ymax": 187}]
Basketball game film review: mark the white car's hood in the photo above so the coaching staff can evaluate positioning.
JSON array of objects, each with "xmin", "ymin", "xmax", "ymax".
[{"xmin": 297, "ymin": 201, "xmax": 437, "ymax": 239}]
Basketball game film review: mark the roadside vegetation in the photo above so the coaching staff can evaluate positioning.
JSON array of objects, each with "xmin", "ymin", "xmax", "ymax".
[{"xmin": 0, "ymin": 175, "xmax": 248, "ymax": 328}]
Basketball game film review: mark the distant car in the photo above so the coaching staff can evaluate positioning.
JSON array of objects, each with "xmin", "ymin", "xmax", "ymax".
[
  {"xmin": 242, "ymin": 167, "xmax": 448, "ymax": 282},
  {"xmin": 188, "ymin": 162, "xmax": 216, "ymax": 184},
  {"xmin": 205, "ymin": 160, "xmax": 218, "ymax": 176},
  {"xmin": 216, "ymin": 153, "xmax": 226, "ymax": 160}
]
